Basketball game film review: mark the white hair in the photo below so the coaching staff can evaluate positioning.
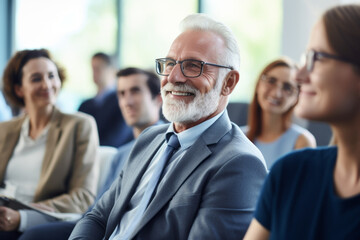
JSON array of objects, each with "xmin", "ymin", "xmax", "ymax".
[{"xmin": 180, "ymin": 13, "xmax": 241, "ymax": 72}]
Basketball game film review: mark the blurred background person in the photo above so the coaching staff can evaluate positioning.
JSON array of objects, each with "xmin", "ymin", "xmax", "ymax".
[
  {"xmin": 17, "ymin": 67, "xmax": 163, "ymax": 240},
  {"xmin": 244, "ymin": 57, "xmax": 316, "ymax": 169},
  {"xmin": 245, "ymin": 4, "xmax": 360, "ymax": 239},
  {"xmin": 78, "ymin": 52, "xmax": 133, "ymax": 148},
  {"xmin": 0, "ymin": 49, "xmax": 99, "ymax": 239}
]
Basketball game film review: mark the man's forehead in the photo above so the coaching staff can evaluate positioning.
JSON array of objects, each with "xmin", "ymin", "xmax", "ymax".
[
  {"xmin": 167, "ymin": 30, "xmax": 225, "ymax": 61},
  {"xmin": 117, "ymin": 74, "xmax": 147, "ymax": 88}
]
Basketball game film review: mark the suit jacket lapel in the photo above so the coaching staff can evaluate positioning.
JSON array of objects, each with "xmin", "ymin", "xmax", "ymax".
[
  {"xmin": 131, "ymin": 111, "xmax": 232, "ymax": 237},
  {"xmin": 40, "ymin": 108, "xmax": 62, "ymax": 173},
  {"xmin": 34, "ymin": 108, "xmax": 62, "ymax": 200},
  {"xmin": 132, "ymin": 137, "xmax": 212, "ymax": 237},
  {"xmin": 105, "ymin": 133, "xmax": 165, "ymax": 238}
]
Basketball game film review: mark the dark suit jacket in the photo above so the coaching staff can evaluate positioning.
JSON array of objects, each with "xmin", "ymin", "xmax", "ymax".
[
  {"xmin": 0, "ymin": 108, "xmax": 99, "ymax": 213},
  {"xmin": 70, "ymin": 111, "xmax": 267, "ymax": 239},
  {"xmin": 78, "ymin": 88, "xmax": 133, "ymax": 147}
]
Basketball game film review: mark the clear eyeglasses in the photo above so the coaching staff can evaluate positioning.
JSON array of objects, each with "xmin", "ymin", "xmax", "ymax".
[
  {"xmin": 155, "ymin": 58, "xmax": 233, "ymax": 78},
  {"xmin": 261, "ymin": 75, "xmax": 299, "ymax": 97},
  {"xmin": 301, "ymin": 50, "xmax": 353, "ymax": 72}
]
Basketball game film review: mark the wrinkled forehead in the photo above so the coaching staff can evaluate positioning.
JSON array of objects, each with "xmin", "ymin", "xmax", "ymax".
[{"xmin": 167, "ymin": 30, "xmax": 226, "ymax": 62}]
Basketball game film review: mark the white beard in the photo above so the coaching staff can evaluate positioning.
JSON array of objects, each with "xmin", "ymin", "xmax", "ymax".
[{"xmin": 161, "ymin": 79, "xmax": 223, "ymax": 123}]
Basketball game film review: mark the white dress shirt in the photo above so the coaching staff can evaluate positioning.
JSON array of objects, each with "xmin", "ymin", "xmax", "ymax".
[{"xmin": 0, "ymin": 117, "xmax": 50, "ymax": 232}]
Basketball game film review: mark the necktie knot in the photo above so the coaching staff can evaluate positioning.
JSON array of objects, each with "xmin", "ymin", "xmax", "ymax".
[{"xmin": 167, "ymin": 133, "xmax": 180, "ymax": 150}]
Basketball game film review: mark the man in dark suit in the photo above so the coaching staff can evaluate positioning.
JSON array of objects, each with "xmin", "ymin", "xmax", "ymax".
[
  {"xmin": 78, "ymin": 52, "xmax": 133, "ymax": 147},
  {"xmin": 70, "ymin": 14, "xmax": 267, "ymax": 240}
]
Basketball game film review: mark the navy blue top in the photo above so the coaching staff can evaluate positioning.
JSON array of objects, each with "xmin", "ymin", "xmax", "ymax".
[
  {"xmin": 78, "ymin": 88, "xmax": 133, "ymax": 147},
  {"xmin": 255, "ymin": 146, "xmax": 360, "ymax": 240}
]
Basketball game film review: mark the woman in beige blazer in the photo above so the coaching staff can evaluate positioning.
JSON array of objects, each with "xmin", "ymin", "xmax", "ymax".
[{"xmin": 0, "ymin": 49, "xmax": 99, "ymax": 237}]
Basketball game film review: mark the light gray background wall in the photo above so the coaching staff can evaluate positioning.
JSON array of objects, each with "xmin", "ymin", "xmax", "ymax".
[{"xmin": 281, "ymin": 0, "xmax": 360, "ymax": 60}]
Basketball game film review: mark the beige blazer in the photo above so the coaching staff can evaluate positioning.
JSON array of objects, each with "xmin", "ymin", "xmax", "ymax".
[{"xmin": 0, "ymin": 108, "xmax": 99, "ymax": 213}]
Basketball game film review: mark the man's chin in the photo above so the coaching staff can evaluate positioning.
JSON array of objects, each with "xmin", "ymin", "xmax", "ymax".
[{"xmin": 163, "ymin": 106, "xmax": 192, "ymax": 123}]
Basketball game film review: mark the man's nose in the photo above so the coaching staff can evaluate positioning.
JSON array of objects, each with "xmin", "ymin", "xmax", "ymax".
[
  {"xmin": 123, "ymin": 93, "xmax": 135, "ymax": 106},
  {"xmin": 167, "ymin": 63, "xmax": 187, "ymax": 84}
]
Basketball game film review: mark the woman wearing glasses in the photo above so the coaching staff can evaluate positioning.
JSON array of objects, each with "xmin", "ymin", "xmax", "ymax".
[
  {"xmin": 244, "ymin": 4, "xmax": 360, "ymax": 239},
  {"xmin": 245, "ymin": 57, "xmax": 315, "ymax": 169}
]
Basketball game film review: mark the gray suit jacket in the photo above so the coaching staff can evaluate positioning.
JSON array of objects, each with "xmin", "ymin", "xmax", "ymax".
[{"xmin": 70, "ymin": 111, "xmax": 267, "ymax": 239}]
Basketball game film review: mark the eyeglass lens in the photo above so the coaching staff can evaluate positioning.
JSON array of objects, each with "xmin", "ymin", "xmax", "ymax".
[
  {"xmin": 262, "ymin": 75, "xmax": 297, "ymax": 96},
  {"xmin": 156, "ymin": 59, "xmax": 203, "ymax": 77},
  {"xmin": 306, "ymin": 50, "xmax": 315, "ymax": 72}
]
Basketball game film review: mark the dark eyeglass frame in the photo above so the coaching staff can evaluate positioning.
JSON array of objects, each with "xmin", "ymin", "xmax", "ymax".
[
  {"xmin": 304, "ymin": 50, "xmax": 354, "ymax": 72},
  {"xmin": 261, "ymin": 74, "xmax": 299, "ymax": 96},
  {"xmin": 155, "ymin": 58, "xmax": 233, "ymax": 78}
]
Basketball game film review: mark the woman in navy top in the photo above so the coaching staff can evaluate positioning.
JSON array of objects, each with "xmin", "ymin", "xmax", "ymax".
[{"xmin": 244, "ymin": 4, "xmax": 360, "ymax": 239}]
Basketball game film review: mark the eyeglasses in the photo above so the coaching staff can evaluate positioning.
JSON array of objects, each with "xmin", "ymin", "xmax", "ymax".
[
  {"xmin": 261, "ymin": 75, "xmax": 299, "ymax": 97},
  {"xmin": 155, "ymin": 58, "xmax": 233, "ymax": 78},
  {"xmin": 301, "ymin": 50, "xmax": 353, "ymax": 72}
]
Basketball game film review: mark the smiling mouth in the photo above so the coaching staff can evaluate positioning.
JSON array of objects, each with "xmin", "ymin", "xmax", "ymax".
[
  {"xmin": 168, "ymin": 91, "xmax": 195, "ymax": 96},
  {"xmin": 267, "ymin": 98, "xmax": 281, "ymax": 105},
  {"xmin": 39, "ymin": 92, "xmax": 51, "ymax": 97}
]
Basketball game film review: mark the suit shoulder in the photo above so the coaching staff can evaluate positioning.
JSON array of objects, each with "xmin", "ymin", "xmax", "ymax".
[
  {"xmin": 78, "ymin": 98, "xmax": 96, "ymax": 111},
  {"xmin": 230, "ymin": 123, "xmax": 265, "ymax": 159},
  {"xmin": 79, "ymin": 97, "xmax": 94, "ymax": 105},
  {"xmin": 0, "ymin": 115, "xmax": 25, "ymax": 129},
  {"xmin": 272, "ymin": 146, "xmax": 337, "ymax": 173},
  {"xmin": 203, "ymin": 122, "xmax": 266, "ymax": 170},
  {"xmin": 57, "ymin": 110, "xmax": 96, "ymax": 127}
]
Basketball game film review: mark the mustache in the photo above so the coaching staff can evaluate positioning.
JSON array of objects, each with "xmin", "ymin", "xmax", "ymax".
[{"xmin": 161, "ymin": 83, "xmax": 198, "ymax": 95}]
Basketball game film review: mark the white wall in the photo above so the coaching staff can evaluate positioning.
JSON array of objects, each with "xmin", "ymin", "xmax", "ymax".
[{"xmin": 281, "ymin": 0, "xmax": 341, "ymax": 62}]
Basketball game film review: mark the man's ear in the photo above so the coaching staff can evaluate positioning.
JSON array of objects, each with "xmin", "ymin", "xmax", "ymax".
[
  {"xmin": 221, "ymin": 70, "xmax": 240, "ymax": 96},
  {"xmin": 14, "ymin": 84, "xmax": 24, "ymax": 98}
]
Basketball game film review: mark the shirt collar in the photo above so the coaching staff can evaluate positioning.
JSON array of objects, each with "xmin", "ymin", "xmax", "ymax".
[{"xmin": 166, "ymin": 110, "xmax": 224, "ymax": 149}]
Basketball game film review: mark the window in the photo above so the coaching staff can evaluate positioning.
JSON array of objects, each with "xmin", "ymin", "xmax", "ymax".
[
  {"xmin": 15, "ymin": 0, "xmax": 117, "ymax": 112},
  {"xmin": 119, "ymin": 0, "xmax": 198, "ymax": 68},
  {"xmin": 14, "ymin": 0, "xmax": 282, "ymax": 110},
  {"xmin": 119, "ymin": 0, "xmax": 282, "ymax": 102},
  {"xmin": 202, "ymin": 0, "xmax": 282, "ymax": 102}
]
